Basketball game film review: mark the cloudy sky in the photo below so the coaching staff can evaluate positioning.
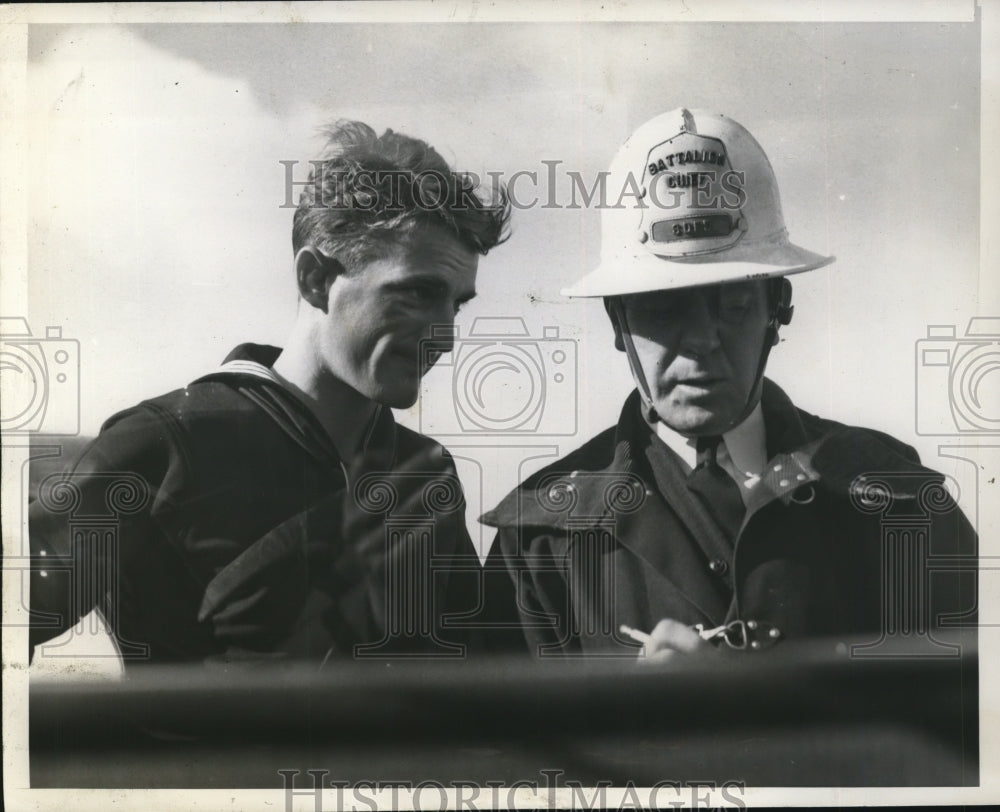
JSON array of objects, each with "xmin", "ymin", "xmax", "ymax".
[{"xmin": 15, "ymin": 9, "xmax": 986, "ymax": 549}]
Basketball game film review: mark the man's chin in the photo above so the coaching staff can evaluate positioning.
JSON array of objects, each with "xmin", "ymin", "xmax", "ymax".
[
  {"xmin": 364, "ymin": 362, "xmax": 422, "ymax": 409},
  {"xmin": 654, "ymin": 404, "xmax": 740, "ymax": 437},
  {"xmin": 375, "ymin": 384, "xmax": 420, "ymax": 410},
  {"xmin": 370, "ymin": 354, "xmax": 425, "ymax": 408}
]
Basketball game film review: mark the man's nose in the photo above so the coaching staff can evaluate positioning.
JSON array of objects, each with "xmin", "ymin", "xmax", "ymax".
[
  {"xmin": 677, "ymin": 294, "xmax": 722, "ymax": 356},
  {"xmin": 435, "ymin": 307, "xmax": 460, "ymax": 350}
]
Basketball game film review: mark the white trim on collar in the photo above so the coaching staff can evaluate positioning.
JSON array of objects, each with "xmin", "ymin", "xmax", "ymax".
[
  {"xmin": 210, "ymin": 358, "xmax": 284, "ymax": 384},
  {"xmin": 204, "ymin": 357, "xmax": 386, "ymax": 459}
]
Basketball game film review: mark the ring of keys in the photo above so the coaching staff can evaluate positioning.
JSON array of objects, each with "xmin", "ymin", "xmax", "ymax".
[{"xmin": 693, "ymin": 619, "xmax": 782, "ymax": 651}]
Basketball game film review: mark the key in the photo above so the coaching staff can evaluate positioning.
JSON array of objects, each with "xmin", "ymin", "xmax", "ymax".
[{"xmin": 692, "ymin": 623, "xmax": 730, "ymax": 641}]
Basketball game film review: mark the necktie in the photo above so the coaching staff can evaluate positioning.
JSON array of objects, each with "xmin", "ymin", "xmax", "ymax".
[{"xmin": 686, "ymin": 435, "xmax": 746, "ymax": 543}]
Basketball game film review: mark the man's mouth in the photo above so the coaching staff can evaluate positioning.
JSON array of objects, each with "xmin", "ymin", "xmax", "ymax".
[
  {"xmin": 677, "ymin": 376, "xmax": 723, "ymax": 386},
  {"xmin": 391, "ymin": 346, "xmax": 446, "ymax": 379}
]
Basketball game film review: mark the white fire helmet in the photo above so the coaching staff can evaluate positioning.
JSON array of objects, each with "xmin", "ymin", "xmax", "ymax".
[{"xmin": 562, "ymin": 108, "xmax": 834, "ymax": 298}]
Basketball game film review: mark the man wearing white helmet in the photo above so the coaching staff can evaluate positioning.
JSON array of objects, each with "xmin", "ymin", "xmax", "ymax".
[{"xmin": 482, "ymin": 109, "xmax": 976, "ymax": 660}]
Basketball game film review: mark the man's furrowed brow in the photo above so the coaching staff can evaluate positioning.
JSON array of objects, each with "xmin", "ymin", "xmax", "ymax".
[
  {"xmin": 385, "ymin": 273, "xmax": 444, "ymax": 289},
  {"xmin": 393, "ymin": 272, "xmax": 476, "ymax": 300}
]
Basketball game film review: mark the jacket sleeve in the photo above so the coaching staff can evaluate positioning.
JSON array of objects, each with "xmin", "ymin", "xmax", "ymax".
[
  {"xmin": 929, "ymin": 485, "xmax": 978, "ymax": 637},
  {"xmin": 829, "ymin": 431, "xmax": 980, "ymax": 651},
  {"xmin": 876, "ymin": 435, "xmax": 979, "ymax": 639},
  {"xmin": 28, "ymin": 405, "xmax": 175, "ymax": 661}
]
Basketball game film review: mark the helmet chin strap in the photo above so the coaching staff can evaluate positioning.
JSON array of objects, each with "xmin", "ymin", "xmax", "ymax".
[
  {"xmin": 607, "ymin": 297, "xmax": 661, "ymax": 424},
  {"xmin": 607, "ymin": 278, "xmax": 793, "ymax": 435}
]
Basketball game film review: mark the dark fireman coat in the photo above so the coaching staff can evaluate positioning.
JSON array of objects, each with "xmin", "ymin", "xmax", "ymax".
[{"xmin": 481, "ymin": 380, "xmax": 977, "ymax": 657}]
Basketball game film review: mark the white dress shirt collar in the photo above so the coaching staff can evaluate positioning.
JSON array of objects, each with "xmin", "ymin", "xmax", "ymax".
[{"xmin": 653, "ymin": 403, "xmax": 768, "ymax": 501}]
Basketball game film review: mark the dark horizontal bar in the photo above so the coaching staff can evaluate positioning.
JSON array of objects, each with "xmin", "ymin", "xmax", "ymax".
[{"xmin": 28, "ymin": 638, "xmax": 979, "ymax": 787}]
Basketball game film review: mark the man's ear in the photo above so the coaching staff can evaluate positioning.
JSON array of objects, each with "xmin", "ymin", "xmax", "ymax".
[
  {"xmin": 604, "ymin": 298, "xmax": 627, "ymax": 352},
  {"xmin": 294, "ymin": 247, "xmax": 342, "ymax": 312},
  {"xmin": 768, "ymin": 277, "xmax": 793, "ymax": 346}
]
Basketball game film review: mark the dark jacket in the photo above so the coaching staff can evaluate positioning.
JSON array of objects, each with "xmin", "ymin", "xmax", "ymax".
[
  {"xmin": 482, "ymin": 380, "xmax": 977, "ymax": 657},
  {"xmin": 29, "ymin": 344, "xmax": 480, "ymax": 666}
]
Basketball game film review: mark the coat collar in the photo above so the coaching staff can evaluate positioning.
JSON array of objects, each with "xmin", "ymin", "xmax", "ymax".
[
  {"xmin": 480, "ymin": 392, "xmax": 643, "ymax": 530},
  {"xmin": 482, "ymin": 378, "xmax": 934, "ymax": 530}
]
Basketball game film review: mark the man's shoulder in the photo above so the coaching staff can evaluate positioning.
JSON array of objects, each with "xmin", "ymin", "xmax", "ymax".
[
  {"xmin": 480, "ymin": 424, "xmax": 620, "ymax": 529},
  {"xmin": 764, "ymin": 380, "xmax": 922, "ymax": 467},
  {"xmin": 782, "ymin": 398, "xmax": 950, "ymax": 500},
  {"xmin": 793, "ymin": 405, "xmax": 922, "ymax": 466},
  {"xmin": 29, "ymin": 379, "xmax": 258, "ymax": 499},
  {"xmin": 77, "ymin": 378, "xmax": 283, "ymax": 478},
  {"xmin": 104, "ymin": 379, "xmax": 260, "ymax": 432},
  {"xmin": 99, "ymin": 381, "xmax": 266, "ymax": 448},
  {"xmin": 526, "ymin": 424, "xmax": 621, "ymax": 482}
]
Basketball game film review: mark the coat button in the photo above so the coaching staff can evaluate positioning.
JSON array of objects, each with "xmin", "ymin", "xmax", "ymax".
[{"xmin": 708, "ymin": 558, "xmax": 728, "ymax": 576}]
